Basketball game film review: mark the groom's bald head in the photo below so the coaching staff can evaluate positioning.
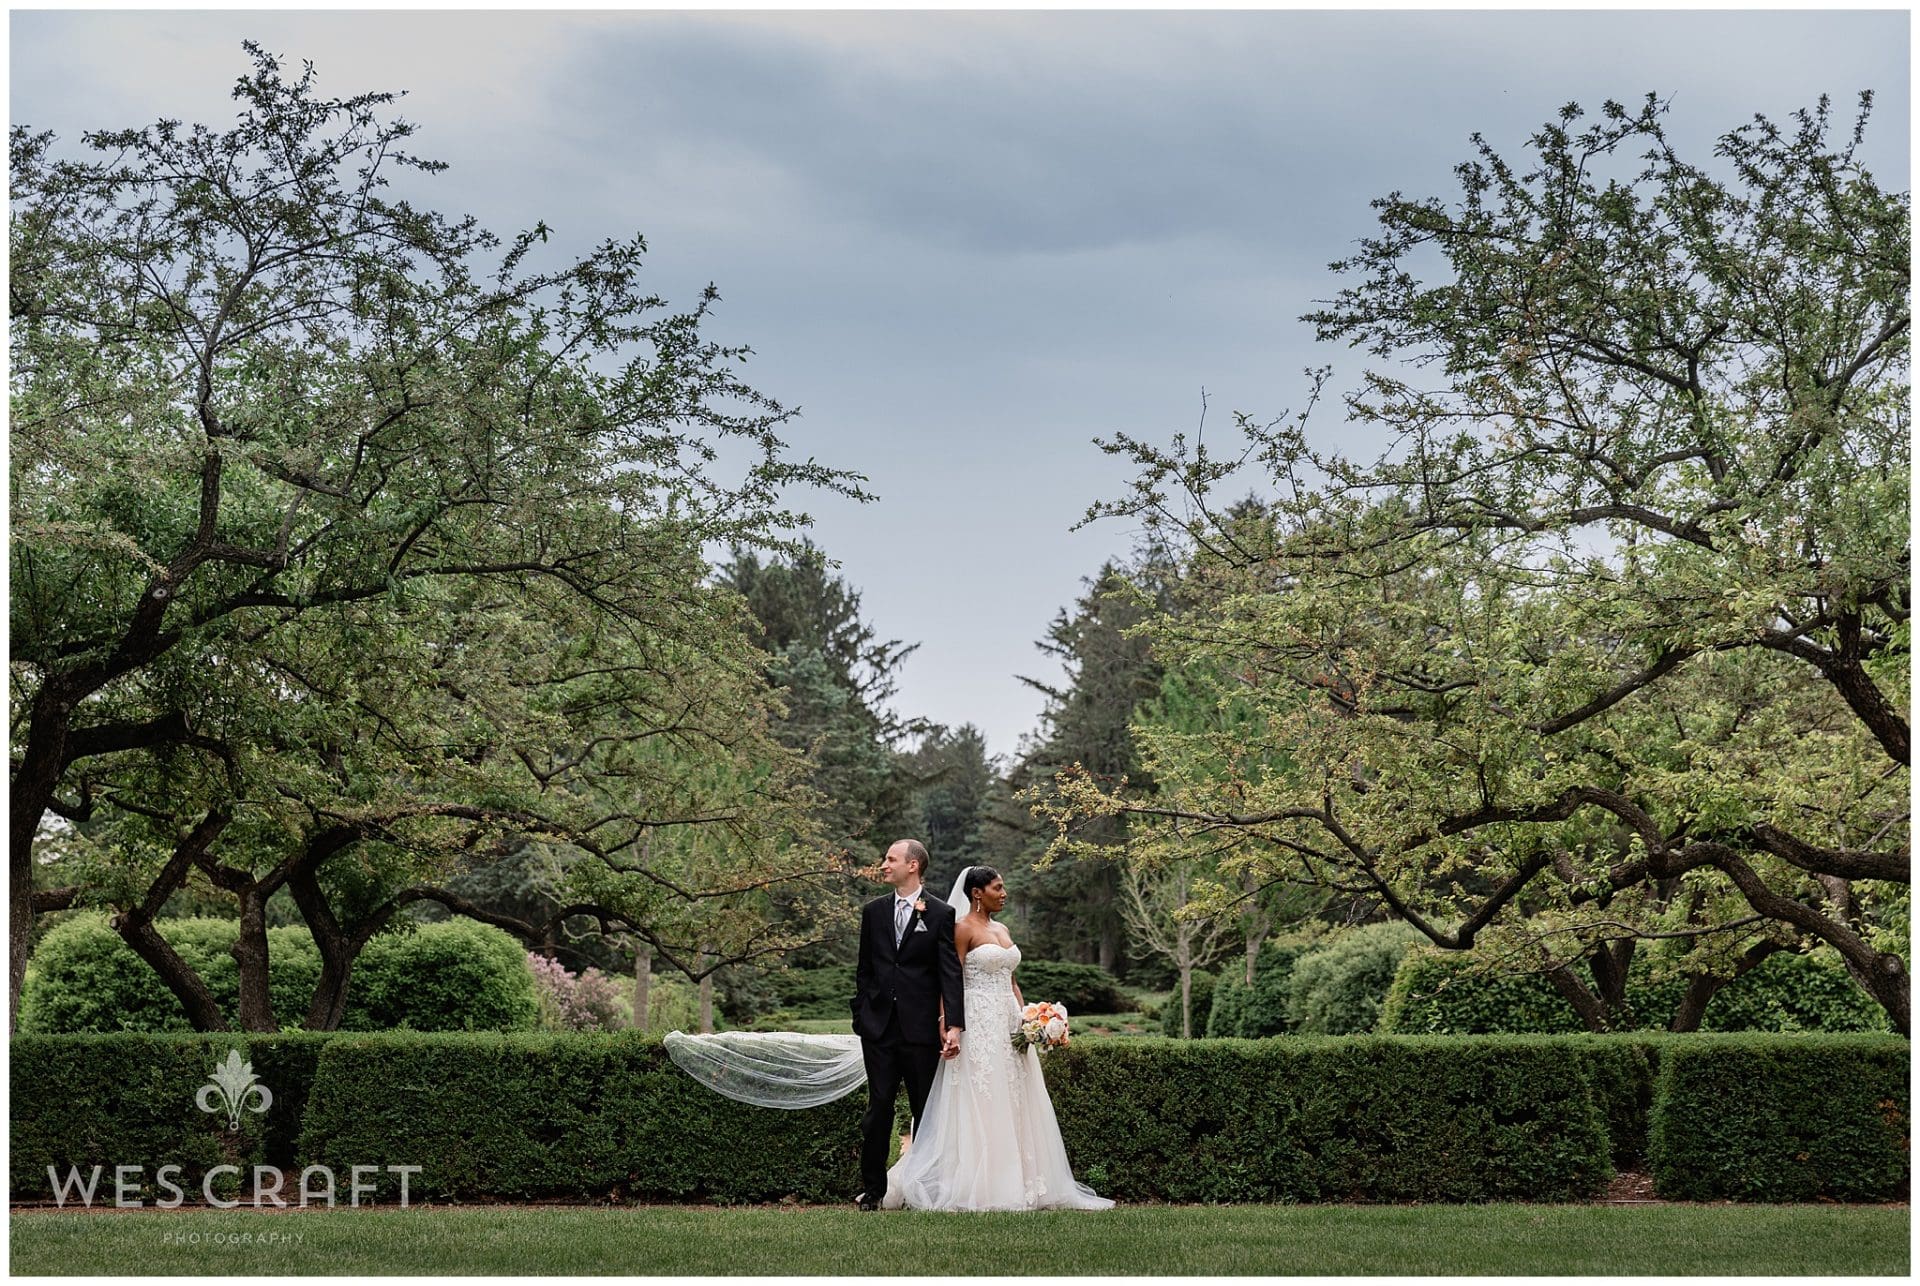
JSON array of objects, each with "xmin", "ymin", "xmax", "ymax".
[{"xmin": 887, "ymin": 839, "xmax": 929, "ymax": 879}]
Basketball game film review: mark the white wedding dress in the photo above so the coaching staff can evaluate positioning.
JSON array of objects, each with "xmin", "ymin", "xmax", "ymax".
[{"xmin": 881, "ymin": 942, "xmax": 1113, "ymax": 1211}]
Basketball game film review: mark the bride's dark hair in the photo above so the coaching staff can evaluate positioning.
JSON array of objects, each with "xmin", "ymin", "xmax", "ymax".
[{"xmin": 962, "ymin": 865, "xmax": 1001, "ymax": 909}]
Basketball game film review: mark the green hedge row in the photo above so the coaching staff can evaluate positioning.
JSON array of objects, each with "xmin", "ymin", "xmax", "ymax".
[
  {"xmin": 1379, "ymin": 946, "xmax": 1890, "ymax": 1035},
  {"xmin": 20, "ymin": 914, "xmax": 539, "ymax": 1034},
  {"xmin": 1649, "ymin": 1034, "xmax": 1909, "ymax": 1201},
  {"xmin": 11, "ymin": 1032, "xmax": 1905, "ymax": 1204}
]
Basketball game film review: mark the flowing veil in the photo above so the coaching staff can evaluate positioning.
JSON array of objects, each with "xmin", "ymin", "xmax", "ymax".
[{"xmin": 663, "ymin": 871, "xmax": 974, "ymax": 1109}]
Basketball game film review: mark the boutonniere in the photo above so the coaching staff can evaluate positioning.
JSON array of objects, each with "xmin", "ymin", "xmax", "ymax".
[{"xmin": 913, "ymin": 899, "xmax": 926, "ymax": 914}]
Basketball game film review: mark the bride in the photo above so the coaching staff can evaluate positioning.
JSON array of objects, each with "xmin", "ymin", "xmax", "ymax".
[
  {"xmin": 882, "ymin": 864, "xmax": 1112, "ymax": 1211},
  {"xmin": 663, "ymin": 864, "xmax": 1111, "ymax": 1212}
]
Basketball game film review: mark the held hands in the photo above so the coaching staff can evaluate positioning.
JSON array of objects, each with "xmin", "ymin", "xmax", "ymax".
[{"xmin": 940, "ymin": 1026, "xmax": 963, "ymax": 1060}]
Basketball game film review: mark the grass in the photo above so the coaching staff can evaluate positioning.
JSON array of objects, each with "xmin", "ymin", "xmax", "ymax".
[{"xmin": 9, "ymin": 1203, "xmax": 1907, "ymax": 1275}]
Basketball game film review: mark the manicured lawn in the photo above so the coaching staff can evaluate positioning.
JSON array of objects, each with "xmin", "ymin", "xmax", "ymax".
[{"xmin": 9, "ymin": 1203, "xmax": 1907, "ymax": 1275}]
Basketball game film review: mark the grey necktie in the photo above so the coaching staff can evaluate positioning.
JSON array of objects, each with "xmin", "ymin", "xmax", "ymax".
[{"xmin": 894, "ymin": 897, "xmax": 911, "ymax": 947}]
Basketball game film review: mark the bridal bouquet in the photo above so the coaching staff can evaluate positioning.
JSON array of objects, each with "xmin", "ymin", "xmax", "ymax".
[{"xmin": 1013, "ymin": 1001, "xmax": 1070, "ymax": 1054}]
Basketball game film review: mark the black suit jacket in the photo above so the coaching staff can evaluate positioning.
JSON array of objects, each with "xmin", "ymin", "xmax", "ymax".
[{"xmin": 852, "ymin": 890, "xmax": 966, "ymax": 1045}]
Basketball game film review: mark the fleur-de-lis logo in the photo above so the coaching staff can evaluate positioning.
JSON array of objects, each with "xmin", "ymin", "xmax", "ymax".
[{"xmin": 195, "ymin": 1049, "xmax": 272, "ymax": 1131}]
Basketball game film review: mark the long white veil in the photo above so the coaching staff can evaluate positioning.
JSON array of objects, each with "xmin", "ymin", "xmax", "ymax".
[
  {"xmin": 664, "ymin": 870, "xmax": 973, "ymax": 1109},
  {"xmin": 662, "ymin": 1030, "xmax": 865, "ymax": 1109}
]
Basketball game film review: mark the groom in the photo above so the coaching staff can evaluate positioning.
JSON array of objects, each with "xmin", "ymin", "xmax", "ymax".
[{"xmin": 851, "ymin": 838, "xmax": 965, "ymax": 1210}]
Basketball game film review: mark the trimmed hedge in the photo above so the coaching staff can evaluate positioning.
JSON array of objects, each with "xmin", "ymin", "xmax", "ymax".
[
  {"xmin": 1045, "ymin": 1035, "xmax": 1613, "ymax": 1202},
  {"xmin": 12, "ymin": 1032, "xmax": 1907, "ymax": 1204},
  {"xmin": 1649, "ymin": 1033, "xmax": 1909, "ymax": 1201},
  {"xmin": 10, "ymin": 1032, "xmax": 333, "ymax": 1200},
  {"xmin": 20, "ymin": 914, "xmax": 538, "ymax": 1034},
  {"xmin": 1380, "ymin": 946, "xmax": 1890, "ymax": 1036},
  {"xmin": 299, "ymin": 1032, "xmax": 859, "ymax": 1201}
]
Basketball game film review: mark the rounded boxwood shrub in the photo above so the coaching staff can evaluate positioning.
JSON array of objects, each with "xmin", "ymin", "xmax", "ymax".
[
  {"xmin": 1379, "ymin": 947, "xmax": 1587, "ymax": 1035},
  {"xmin": 21, "ymin": 914, "xmax": 322, "ymax": 1034},
  {"xmin": 1159, "ymin": 968, "xmax": 1217, "ymax": 1038},
  {"xmin": 1379, "ymin": 944, "xmax": 1890, "ymax": 1034},
  {"xmin": 22, "ymin": 913, "xmax": 536, "ymax": 1033},
  {"xmin": 1208, "ymin": 943, "xmax": 1306, "ymax": 1037},
  {"xmin": 1287, "ymin": 922, "xmax": 1425, "ymax": 1035},
  {"xmin": 342, "ymin": 919, "xmax": 539, "ymax": 1031}
]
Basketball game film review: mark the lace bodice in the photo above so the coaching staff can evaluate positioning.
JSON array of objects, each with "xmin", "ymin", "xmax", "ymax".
[
  {"xmin": 962, "ymin": 942, "xmax": 1021, "ymax": 1031},
  {"xmin": 963, "ymin": 940, "xmax": 1020, "ymax": 979}
]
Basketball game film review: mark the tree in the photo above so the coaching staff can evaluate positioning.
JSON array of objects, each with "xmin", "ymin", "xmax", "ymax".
[
  {"xmin": 1057, "ymin": 95, "xmax": 1910, "ymax": 1031},
  {"xmin": 1007, "ymin": 561, "xmax": 1169, "ymax": 972},
  {"xmin": 900, "ymin": 723, "xmax": 997, "ymax": 872},
  {"xmin": 1118, "ymin": 857, "xmax": 1234, "ymax": 1037},
  {"xmin": 9, "ymin": 45, "xmax": 864, "ymax": 1026}
]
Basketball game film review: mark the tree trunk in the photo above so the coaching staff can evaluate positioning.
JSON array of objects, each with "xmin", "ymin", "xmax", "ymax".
[
  {"xmin": 633, "ymin": 941, "xmax": 652, "ymax": 1031},
  {"xmin": 697, "ymin": 948, "xmax": 714, "ymax": 1033},
  {"xmin": 1545, "ymin": 962, "xmax": 1611, "ymax": 1032},
  {"xmin": 288, "ymin": 866, "xmax": 359, "ymax": 1031},
  {"xmin": 1242, "ymin": 872, "xmax": 1270, "ymax": 985},
  {"xmin": 231, "ymin": 887, "xmax": 278, "ymax": 1032},
  {"xmin": 112, "ymin": 912, "xmax": 228, "ymax": 1030},
  {"xmin": 1178, "ymin": 961, "xmax": 1194, "ymax": 1039},
  {"xmin": 1670, "ymin": 940, "xmax": 1787, "ymax": 1032},
  {"xmin": 9, "ymin": 690, "xmax": 72, "ymax": 1032}
]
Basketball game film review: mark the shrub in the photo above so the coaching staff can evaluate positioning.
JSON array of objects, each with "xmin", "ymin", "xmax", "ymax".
[
  {"xmin": 10, "ymin": 1032, "xmax": 333, "ymax": 1200},
  {"xmin": 1159, "ymin": 969, "xmax": 1217, "ymax": 1038},
  {"xmin": 632, "ymin": 977, "xmax": 708, "ymax": 1035},
  {"xmin": 1012, "ymin": 959, "xmax": 1132, "ymax": 1015},
  {"xmin": 1649, "ymin": 1033, "xmax": 1908, "ymax": 1200},
  {"xmin": 21, "ymin": 915, "xmax": 322, "ymax": 1034},
  {"xmin": 12, "ymin": 1032, "xmax": 1906, "ymax": 1205},
  {"xmin": 1380, "ymin": 948, "xmax": 1587, "ymax": 1035},
  {"xmin": 528, "ymin": 954, "xmax": 628, "ymax": 1031},
  {"xmin": 298, "ymin": 1031, "xmax": 859, "ymax": 1201},
  {"xmin": 1694, "ymin": 952, "xmax": 1891, "ymax": 1033},
  {"xmin": 325, "ymin": 919, "xmax": 537, "ymax": 1032},
  {"xmin": 21, "ymin": 914, "xmax": 538, "ymax": 1033},
  {"xmin": 1045, "ymin": 1035, "xmax": 1613, "ymax": 1202},
  {"xmin": 765, "ymin": 966, "xmax": 854, "ymax": 1020},
  {"xmin": 1379, "ymin": 946, "xmax": 1890, "ymax": 1035},
  {"xmin": 1287, "ymin": 922, "xmax": 1425, "ymax": 1035},
  {"xmin": 1208, "ymin": 943, "xmax": 1306, "ymax": 1038}
]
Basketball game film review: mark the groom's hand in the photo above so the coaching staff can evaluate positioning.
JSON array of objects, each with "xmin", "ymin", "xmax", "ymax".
[{"xmin": 940, "ymin": 1027, "xmax": 962, "ymax": 1060}]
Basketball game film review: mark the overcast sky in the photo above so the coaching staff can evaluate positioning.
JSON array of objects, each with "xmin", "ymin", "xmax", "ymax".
[{"xmin": 11, "ymin": 8, "xmax": 1909, "ymax": 760}]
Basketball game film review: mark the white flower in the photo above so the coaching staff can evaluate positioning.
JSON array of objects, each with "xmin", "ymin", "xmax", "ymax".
[{"xmin": 1045, "ymin": 1017, "xmax": 1067, "ymax": 1041}]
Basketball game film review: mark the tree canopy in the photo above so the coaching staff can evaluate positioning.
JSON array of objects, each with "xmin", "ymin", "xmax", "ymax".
[
  {"xmin": 10, "ymin": 45, "xmax": 863, "ymax": 1027},
  {"xmin": 1051, "ymin": 94, "xmax": 1910, "ymax": 1031}
]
